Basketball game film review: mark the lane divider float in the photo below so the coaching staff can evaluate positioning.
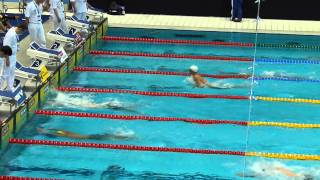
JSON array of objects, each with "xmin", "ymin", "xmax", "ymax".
[
  {"xmin": 73, "ymin": 66, "xmax": 250, "ymax": 79},
  {"xmin": 256, "ymin": 58, "xmax": 320, "ymax": 65},
  {"xmin": 57, "ymin": 86, "xmax": 320, "ymax": 105},
  {"xmin": 89, "ymin": 50, "xmax": 252, "ymax": 62},
  {"xmin": 255, "ymin": 96, "xmax": 320, "ymax": 104},
  {"xmin": 254, "ymin": 77, "xmax": 320, "ymax": 83},
  {"xmin": 9, "ymin": 138, "xmax": 320, "ymax": 161},
  {"xmin": 35, "ymin": 110, "xmax": 320, "ymax": 129},
  {"xmin": 90, "ymin": 50, "xmax": 320, "ymax": 65},
  {"xmin": 74, "ymin": 66, "xmax": 320, "ymax": 83},
  {"xmin": 57, "ymin": 87, "xmax": 249, "ymax": 100},
  {"xmin": 0, "ymin": 176, "xmax": 59, "ymax": 180},
  {"xmin": 103, "ymin": 36, "xmax": 254, "ymax": 47},
  {"xmin": 256, "ymin": 43, "xmax": 320, "ymax": 50},
  {"xmin": 103, "ymin": 36, "xmax": 320, "ymax": 50}
]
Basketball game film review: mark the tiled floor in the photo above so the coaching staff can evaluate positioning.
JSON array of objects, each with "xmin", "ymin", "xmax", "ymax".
[{"xmin": 107, "ymin": 14, "xmax": 320, "ymax": 35}]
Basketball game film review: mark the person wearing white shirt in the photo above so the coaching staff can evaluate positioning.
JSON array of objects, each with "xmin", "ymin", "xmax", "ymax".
[
  {"xmin": 50, "ymin": 0, "xmax": 68, "ymax": 33},
  {"xmin": 2, "ymin": 24, "xmax": 27, "ymax": 92},
  {"xmin": 70, "ymin": 0, "xmax": 88, "ymax": 21},
  {"xmin": 25, "ymin": 0, "xmax": 49, "ymax": 47},
  {"xmin": 0, "ymin": 46, "xmax": 14, "ymax": 91}
]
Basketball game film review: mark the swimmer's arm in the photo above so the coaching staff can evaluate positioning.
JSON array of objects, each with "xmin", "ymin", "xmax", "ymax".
[
  {"xmin": 194, "ymin": 76, "xmax": 206, "ymax": 88},
  {"xmin": 275, "ymin": 167, "xmax": 299, "ymax": 177},
  {"xmin": 47, "ymin": 128, "xmax": 90, "ymax": 139}
]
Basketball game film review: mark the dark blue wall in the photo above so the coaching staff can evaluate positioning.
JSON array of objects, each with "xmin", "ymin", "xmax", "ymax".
[{"xmin": 87, "ymin": 0, "xmax": 319, "ymax": 21}]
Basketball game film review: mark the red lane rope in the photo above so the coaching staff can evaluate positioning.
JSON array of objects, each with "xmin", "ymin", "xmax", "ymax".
[
  {"xmin": 89, "ymin": 50, "xmax": 253, "ymax": 62},
  {"xmin": 35, "ymin": 110, "xmax": 248, "ymax": 126},
  {"xmin": 103, "ymin": 36, "xmax": 255, "ymax": 47},
  {"xmin": 73, "ymin": 67, "xmax": 250, "ymax": 79},
  {"xmin": 9, "ymin": 138, "xmax": 246, "ymax": 156},
  {"xmin": 57, "ymin": 87, "xmax": 249, "ymax": 100},
  {"xmin": 0, "ymin": 176, "xmax": 59, "ymax": 180}
]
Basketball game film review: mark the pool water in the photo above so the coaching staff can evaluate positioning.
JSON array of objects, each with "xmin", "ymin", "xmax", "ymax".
[{"xmin": 1, "ymin": 28, "xmax": 320, "ymax": 179}]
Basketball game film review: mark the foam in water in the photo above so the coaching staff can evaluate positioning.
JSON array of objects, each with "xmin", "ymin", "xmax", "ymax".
[
  {"xmin": 261, "ymin": 70, "xmax": 318, "ymax": 79},
  {"xmin": 48, "ymin": 92, "xmax": 135, "ymax": 111},
  {"xmin": 113, "ymin": 128, "xmax": 136, "ymax": 138}
]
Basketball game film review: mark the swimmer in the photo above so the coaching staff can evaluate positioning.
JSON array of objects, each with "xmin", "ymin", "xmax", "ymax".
[
  {"xmin": 237, "ymin": 162, "xmax": 314, "ymax": 179},
  {"xmin": 188, "ymin": 65, "xmax": 250, "ymax": 89},
  {"xmin": 49, "ymin": 92, "xmax": 139, "ymax": 113},
  {"xmin": 37, "ymin": 127, "xmax": 135, "ymax": 140}
]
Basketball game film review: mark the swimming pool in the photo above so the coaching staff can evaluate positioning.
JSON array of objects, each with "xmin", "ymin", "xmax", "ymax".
[{"xmin": 1, "ymin": 28, "xmax": 320, "ymax": 179}]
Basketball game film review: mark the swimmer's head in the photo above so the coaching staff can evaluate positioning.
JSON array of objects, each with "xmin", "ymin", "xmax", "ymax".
[{"xmin": 189, "ymin": 65, "xmax": 198, "ymax": 74}]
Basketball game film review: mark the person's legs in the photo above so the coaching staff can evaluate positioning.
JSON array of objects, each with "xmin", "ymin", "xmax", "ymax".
[
  {"xmin": 76, "ymin": 12, "xmax": 87, "ymax": 21},
  {"xmin": 238, "ymin": 0, "xmax": 243, "ymax": 20},
  {"xmin": 59, "ymin": 16, "xmax": 69, "ymax": 33},
  {"xmin": 37, "ymin": 24, "xmax": 47, "ymax": 47},
  {"xmin": 28, "ymin": 23, "xmax": 38, "ymax": 42},
  {"xmin": 231, "ymin": 0, "xmax": 236, "ymax": 19},
  {"xmin": 7, "ymin": 55, "xmax": 17, "ymax": 92},
  {"xmin": 1, "ymin": 67, "xmax": 10, "ymax": 91},
  {"xmin": 50, "ymin": 15, "xmax": 59, "ymax": 30}
]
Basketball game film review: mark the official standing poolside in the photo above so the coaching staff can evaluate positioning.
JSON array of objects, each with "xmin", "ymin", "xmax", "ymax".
[
  {"xmin": 70, "ymin": 0, "xmax": 88, "ymax": 21},
  {"xmin": 25, "ymin": 0, "xmax": 49, "ymax": 47},
  {"xmin": 231, "ymin": 0, "xmax": 243, "ymax": 22}
]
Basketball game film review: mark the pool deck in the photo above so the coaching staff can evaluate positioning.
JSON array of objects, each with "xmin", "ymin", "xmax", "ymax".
[{"xmin": 107, "ymin": 14, "xmax": 320, "ymax": 36}]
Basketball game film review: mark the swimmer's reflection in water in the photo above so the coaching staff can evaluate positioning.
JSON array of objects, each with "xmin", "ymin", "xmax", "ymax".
[
  {"xmin": 37, "ymin": 128, "xmax": 136, "ymax": 140},
  {"xmin": 188, "ymin": 65, "xmax": 250, "ymax": 89}
]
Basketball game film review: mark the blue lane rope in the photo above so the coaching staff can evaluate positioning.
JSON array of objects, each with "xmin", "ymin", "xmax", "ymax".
[
  {"xmin": 253, "ymin": 77, "xmax": 320, "ymax": 83},
  {"xmin": 256, "ymin": 58, "xmax": 320, "ymax": 65}
]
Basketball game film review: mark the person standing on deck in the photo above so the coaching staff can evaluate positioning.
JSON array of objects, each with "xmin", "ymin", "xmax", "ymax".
[{"xmin": 231, "ymin": 0, "xmax": 243, "ymax": 22}]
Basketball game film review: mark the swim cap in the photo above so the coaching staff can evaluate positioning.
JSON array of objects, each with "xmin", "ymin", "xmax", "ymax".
[{"xmin": 189, "ymin": 65, "xmax": 198, "ymax": 73}]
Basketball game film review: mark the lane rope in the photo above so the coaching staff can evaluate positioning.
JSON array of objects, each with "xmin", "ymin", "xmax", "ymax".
[
  {"xmin": 253, "ymin": 77, "xmax": 320, "ymax": 83},
  {"xmin": 90, "ymin": 50, "xmax": 320, "ymax": 65},
  {"xmin": 255, "ymin": 58, "xmax": 320, "ymax": 65},
  {"xmin": 35, "ymin": 110, "xmax": 248, "ymax": 125},
  {"xmin": 57, "ymin": 87, "xmax": 249, "ymax": 100},
  {"xmin": 36, "ymin": 109, "xmax": 320, "ymax": 129},
  {"xmin": 103, "ymin": 36, "xmax": 320, "ymax": 50},
  {"xmin": 73, "ymin": 66, "xmax": 250, "ymax": 79},
  {"xmin": 57, "ymin": 86, "xmax": 320, "ymax": 104},
  {"xmin": 103, "ymin": 36, "xmax": 254, "ymax": 47},
  {"xmin": 9, "ymin": 138, "xmax": 320, "ymax": 161},
  {"xmin": 256, "ymin": 43, "xmax": 320, "ymax": 50},
  {"xmin": 255, "ymin": 96, "xmax": 320, "ymax": 104},
  {"xmin": 0, "ymin": 176, "xmax": 59, "ymax": 180},
  {"xmin": 74, "ymin": 66, "xmax": 320, "ymax": 83},
  {"xmin": 89, "ymin": 50, "xmax": 252, "ymax": 62}
]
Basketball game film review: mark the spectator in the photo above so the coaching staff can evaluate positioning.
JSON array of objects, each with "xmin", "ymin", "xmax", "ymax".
[
  {"xmin": 70, "ymin": 0, "xmax": 88, "ymax": 21},
  {"xmin": 50, "ymin": 0, "xmax": 68, "ymax": 33},
  {"xmin": 25, "ymin": 0, "xmax": 49, "ymax": 47}
]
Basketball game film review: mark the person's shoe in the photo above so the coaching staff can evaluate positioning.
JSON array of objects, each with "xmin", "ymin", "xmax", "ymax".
[{"xmin": 232, "ymin": 18, "xmax": 242, "ymax": 22}]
